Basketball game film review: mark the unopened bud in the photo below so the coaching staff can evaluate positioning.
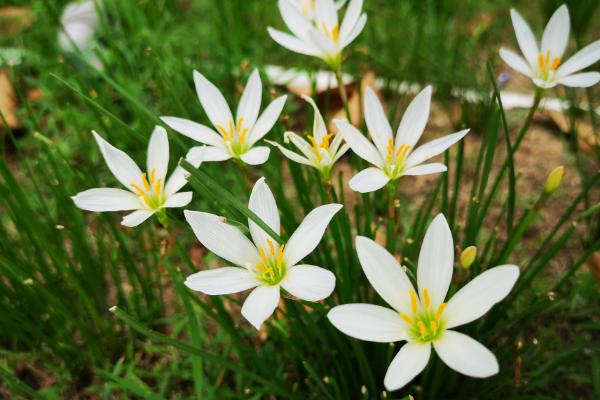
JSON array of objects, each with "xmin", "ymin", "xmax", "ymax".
[
  {"xmin": 544, "ymin": 166, "xmax": 564, "ymax": 193},
  {"xmin": 460, "ymin": 246, "xmax": 477, "ymax": 269}
]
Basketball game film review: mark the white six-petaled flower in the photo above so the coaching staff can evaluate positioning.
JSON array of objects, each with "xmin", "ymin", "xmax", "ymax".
[
  {"xmin": 184, "ymin": 177, "xmax": 341, "ymax": 329},
  {"xmin": 500, "ymin": 4, "xmax": 600, "ymax": 89},
  {"xmin": 72, "ymin": 126, "xmax": 204, "ymax": 227},
  {"xmin": 267, "ymin": 95, "xmax": 349, "ymax": 180},
  {"xmin": 268, "ymin": 0, "xmax": 367, "ymax": 69},
  {"xmin": 328, "ymin": 214, "xmax": 520, "ymax": 391},
  {"xmin": 161, "ymin": 69, "xmax": 287, "ymax": 166},
  {"xmin": 334, "ymin": 86, "xmax": 469, "ymax": 193}
]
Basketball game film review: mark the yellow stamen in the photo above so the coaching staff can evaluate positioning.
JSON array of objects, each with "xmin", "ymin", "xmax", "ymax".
[
  {"xmin": 216, "ymin": 124, "xmax": 229, "ymax": 140},
  {"xmin": 259, "ymin": 247, "xmax": 268, "ymax": 264},
  {"xmin": 321, "ymin": 133, "xmax": 334, "ymax": 150},
  {"xmin": 155, "ymin": 179, "xmax": 162, "ymax": 196},
  {"xmin": 141, "ymin": 173, "xmax": 150, "ymax": 191},
  {"xmin": 307, "ymin": 135, "xmax": 323, "ymax": 160},
  {"xmin": 267, "ymin": 239, "xmax": 275, "ymax": 255},
  {"xmin": 551, "ymin": 57, "xmax": 561, "ymax": 70},
  {"xmin": 409, "ymin": 289, "xmax": 418, "ymax": 314},
  {"xmin": 395, "ymin": 144, "xmax": 411, "ymax": 165},
  {"xmin": 239, "ymin": 128, "xmax": 249, "ymax": 144},
  {"xmin": 400, "ymin": 312, "xmax": 413, "ymax": 325},
  {"xmin": 331, "ymin": 25, "xmax": 339, "ymax": 43},
  {"xmin": 386, "ymin": 138, "xmax": 394, "ymax": 164},
  {"xmin": 423, "ymin": 288, "xmax": 430, "ymax": 308},
  {"xmin": 130, "ymin": 184, "xmax": 145, "ymax": 196},
  {"xmin": 417, "ymin": 321, "xmax": 427, "ymax": 336},
  {"xmin": 538, "ymin": 53, "xmax": 546, "ymax": 70},
  {"xmin": 236, "ymin": 117, "xmax": 244, "ymax": 131},
  {"xmin": 149, "ymin": 168, "xmax": 156, "ymax": 185},
  {"xmin": 256, "ymin": 262, "xmax": 266, "ymax": 273},
  {"xmin": 435, "ymin": 303, "xmax": 447, "ymax": 320},
  {"xmin": 430, "ymin": 320, "xmax": 438, "ymax": 332},
  {"xmin": 276, "ymin": 244, "xmax": 285, "ymax": 266}
]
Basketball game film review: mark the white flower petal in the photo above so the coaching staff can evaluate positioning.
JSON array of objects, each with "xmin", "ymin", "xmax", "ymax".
[
  {"xmin": 355, "ymin": 236, "xmax": 415, "ymax": 313},
  {"xmin": 301, "ymin": 94, "xmax": 328, "ymax": 141},
  {"xmin": 160, "ymin": 116, "xmax": 224, "ymax": 148},
  {"xmin": 417, "ymin": 214, "xmax": 454, "ymax": 309},
  {"xmin": 285, "ymin": 131, "xmax": 316, "ymax": 160},
  {"xmin": 163, "ymin": 191, "xmax": 192, "ymax": 208},
  {"xmin": 510, "ymin": 9, "xmax": 539, "ymax": 67},
  {"xmin": 164, "ymin": 146, "xmax": 205, "ymax": 196},
  {"xmin": 348, "ymin": 167, "xmax": 390, "ymax": 193},
  {"xmin": 241, "ymin": 285, "xmax": 280, "ymax": 329},
  {"xmin": 247, "ymin": 95, "xmax": 287, "ymax": 145},
  {"xmin": 499, "ymin": 48, "xmax": 532, "ymax": 77},
  {"xmin": 248, "ymin": 177, "xmax": 281, "ymax": 249},
  {"xmin": 532, "ymin": 78, "xmax": 558, "ymax": 89},
  {"xmin": 334, "ymin": 119, "xmax": 383, "ymax": 168},
  {"xmin": 541, "ymin": 4, "xmax": 570, "ymax": 59},
  {"xmin": 184, "ymin": 210, "xmax": 260, "ymax": 266},
  {"xmin": 433, "ymin": 330, "xmax": 499, "ymax": 378},
  {"xmin": 405, "ymin": 129, "xmax": 469, "ymax": 168},
  {"xmin": 284, "ymin": 203, "xmax": 342, "ymax": 266},
  {"xmin": 444, "ymin": 265, "xmax": 519, "ymax": 329},
  {"xmin": 267, "ymin": 140, "xmax": 313, "ymax": 166},
  {"xmin": 268, "ymin": 27, "xmax": 320, "ymax": 56},
  {"xmin": 384, "ymin": 342, "xmax": 431, "ymax": 391},
  {"xmin": 556, "ymin": 40, "xmax": 600, "ymax": 77},
  {"xmin": 121, "ymin": 209, "xmax": 154, "ymax": 227},
  {"xmin": 306, "ymin": 29, "xmax": 337, "ymax": 59},
  {"xmin": 146, "ymin": 126, "xmax": 169, "ymax": 182},
  {"xmin": 395, "ymin": 86, "xmax": 432, "ymax": 151},
  {"xmin": 236, "ymin": 69, "xmax": 262, "ymax": 130},
  {"xmin": 203, "ymin": 146, "xmax": 233, "ymax": 162},
  {"xmin": 72, "ymin": 188, "xmax": 142, "ymax": 211},
  {"xmin": 185, "ymin": 267, "xmax": 259, "ymax": 295},
  {"xmin": 364, "ymin": 87, "xmax": 393, "ymax": 156},
  {"xmin": 281, "ymin": 264, "xmax": 335, "ymax": 301},
  {"xmin": 315, "ymin": 0, "xmax": 338, "ymax": 31},
  {"xmin": 193, "ymin": 70, "xmax": 233, "ymax": 129},
  {"xmin": 92, "ymin": 131, "xmax": 143, "ymax": 190},
  {"xmin": 557, "ymin": 72, "xmax": 600, "ymax": 87},
  {"xmin": 241, "ymin": 146, "xmax": 270, "ymax": 165},
  {"xmin": 403, "ymin": 163, "xmax": 447, "ymax": 176},
  {"xmin": 339, "ymin": 0, "xmax": 363, "ymax": 41},
  {"xmin": 327, "ymin": 304, "xmax": 406, "ymax": 343},
  {"xmin": 278, "ymin": 0, "xmax": 314, "ymax": 39},
  {"xmin": 341, "ymin": 13, "xmax": 366, "ymax": 48}
]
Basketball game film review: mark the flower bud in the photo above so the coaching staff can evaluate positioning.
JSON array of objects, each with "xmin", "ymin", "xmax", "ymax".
[
  {"xmin": 544, "ymin": 166, "xmax": 564, "ymax": 193},
  {"xmin": 460, "ymin": 246, "xmax": 477, "ymax": 269}
]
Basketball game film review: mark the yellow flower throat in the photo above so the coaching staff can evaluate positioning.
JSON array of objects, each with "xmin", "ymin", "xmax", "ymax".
[
  {"xmin": 307, "ymin": 132, "xmax": 334, "ymax": 161},
  {"xmin": 538, "ymin": 50, "xmax": 561, "ymax": 80},
  {"xmin": 256, "ymin": 239, "xmax": 287, "ymax": 285},
  {"xmin": 130, "ymin": 168, "xmax": 165, "ymax": 210},
  {"xmin": 384, "ymin": 138, "xmax": 411, "ymax": 178},
  {"xmin": 400, "ymin": 288, "xmax": 447, "ymax": 343}
]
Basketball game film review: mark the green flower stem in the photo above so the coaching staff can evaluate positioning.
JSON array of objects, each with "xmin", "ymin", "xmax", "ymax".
[
  {"xmin": 335, "ymin": 63, "xmax": 352, "ymax": 122},
  {"xmin": 386, "ymin": 180, "xmax": 398, "ymax": 252},
  {"xmin": 156, "ymin": 208, "xmax": 169, "ymax": 229}
]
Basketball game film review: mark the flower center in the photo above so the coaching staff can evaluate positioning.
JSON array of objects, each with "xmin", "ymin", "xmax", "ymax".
[
  {"xmin": 537, "ymin": 50, "xmax": 561, "ymax": 81},
  {"xmin": 256, "ymin": 239, "xmax": 287, "ymax": 285},
  {"xmin": 307, "ymin": 132, "xmax": 335, "ymax": 162},
  {"xmin": 320, "ymin": 23, "xmax": 339, "ymax": 43},
  {"xmin": 130, "ymin": 168, "xmax": 165, "ymax": 210},
  {"xmin": 383, "ymin": 138, "xmax": 411, "ymax": 178},
  {"xmin": 215, "ymin": 117, "xmax": 250, "ymax": 157},
  {"xmin": 399, "ymin": 288, "xmax": 446, "ymax": 343}
]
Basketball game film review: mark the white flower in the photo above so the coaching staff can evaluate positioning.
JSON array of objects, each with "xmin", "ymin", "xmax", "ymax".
[
  {"xmin": 58, "ymin": 0, "xmax": 103, "ymax": 71},
  {"xmin": 268, "ymin": 0, "xmax": 367, "ymax": 68},
  {"xmin": 161, "ymin": 69, "xmax": 287, "ymax": 166},
  {"xmin": 184, "ymin": 178, "xmax": 341, "ymax": 329},
  {"xmin": 267, "ymin": 95, "xmax": 349, "ymax": 179},
  {"xmin": 72, "ymin": 126, "xmax": 204, "ymax": 227},
  {"xmin": 500, "ymin": 4, "xmax": 600, "ymax": 89},
  {"xmin": 289, "ymin": 0, "xmax": 346, "ymax": 21},
  {"xmin": 328, "ymin": 214, "xmax": 520, "ymax": 391},
  {"xmin": 334, "ymin": 86, "xmax": 469, "ymax": 193}
]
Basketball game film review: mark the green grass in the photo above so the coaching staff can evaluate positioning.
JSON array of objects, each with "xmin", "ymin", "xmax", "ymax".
[{"xmin": 1, "ymin": 0, "xmax": 599, "ymax": 398}]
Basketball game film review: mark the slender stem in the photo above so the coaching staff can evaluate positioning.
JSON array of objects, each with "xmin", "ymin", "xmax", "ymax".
[
  {"xmin": 335, "ymin": 63, "xmax": 352, "ymax": 122},
  {"xmin": 386, "ymin": 181, "xmax": 398, "ymax": 252}
]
